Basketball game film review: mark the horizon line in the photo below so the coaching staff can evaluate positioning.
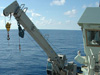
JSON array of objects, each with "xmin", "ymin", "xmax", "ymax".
[{"xmin": 0, "ymin": 29, "xmax": 81, "ymax": 31}]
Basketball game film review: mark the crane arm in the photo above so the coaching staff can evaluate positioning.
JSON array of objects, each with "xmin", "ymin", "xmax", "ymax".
[{"xmin": 3, "ymin": 1, "xmax": 64, "ymax": 72}]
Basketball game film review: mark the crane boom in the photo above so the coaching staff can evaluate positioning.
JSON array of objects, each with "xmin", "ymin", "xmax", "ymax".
[
  {"xmin": 3, "ymin": 1, "xmax": 78, "ymax": 75},
  {"xmin": 3, "ymin": 1, "xmax": 66, "ymax": 74},
  {"xmin": 4, "ymin": 1, "xmax": 58, "ymax": 60}
]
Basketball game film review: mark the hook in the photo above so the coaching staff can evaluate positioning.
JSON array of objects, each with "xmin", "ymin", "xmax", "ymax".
[{"xmin": 20, "ymin": 4, "xmax": 25, "ymax": 10}]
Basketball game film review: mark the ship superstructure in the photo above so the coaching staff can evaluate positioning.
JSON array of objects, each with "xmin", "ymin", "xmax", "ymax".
[{"xmin": 75, "ymin": 7, "xmax": 100, "ymax": 75}]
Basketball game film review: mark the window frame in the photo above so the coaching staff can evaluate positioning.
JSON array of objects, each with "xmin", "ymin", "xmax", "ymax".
[{"xmin": 85, "ymin": 29, "xmax": 100, "ymax": 47}]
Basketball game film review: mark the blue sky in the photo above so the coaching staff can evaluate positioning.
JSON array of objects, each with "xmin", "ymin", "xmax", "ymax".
[{"xmin": 0, "ymin": 0, "xmax": 99, "ymax": 30}]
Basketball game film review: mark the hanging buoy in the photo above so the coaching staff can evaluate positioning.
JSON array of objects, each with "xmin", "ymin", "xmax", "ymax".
[{"xmin": 5, "ymin": 22, "xmax": 11, "ymax": 40}]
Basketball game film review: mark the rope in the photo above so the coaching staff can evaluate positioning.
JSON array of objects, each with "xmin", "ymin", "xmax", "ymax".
[
  {"xmin": 25, "ymin": 31, "xmax": 47, "ymax": 69},
  {"xmin": 39, "ymin": 31, "xmax": 63, "ymax": 54},
  {"xmin": 25, "ymin": 31, "xmax": 46, "ymax": 56}
]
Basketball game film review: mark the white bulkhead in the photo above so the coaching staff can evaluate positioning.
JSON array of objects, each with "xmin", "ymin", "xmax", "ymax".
[
  {"xmin": 78, "ymin": 7, "xmax": 100, "ymax": 62},
  {"xmin": 75, "ymin": 7, "xmax": 100, "ymax": 75}
]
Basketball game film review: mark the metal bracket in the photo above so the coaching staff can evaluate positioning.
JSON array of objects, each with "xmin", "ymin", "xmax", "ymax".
[
  {"xmin": 23, "ymin": 7, "xmax": 28, "ymax": 13},
  {"xmin": 20, "ymin": 4, "xmax": 25, "ymax": 10}
]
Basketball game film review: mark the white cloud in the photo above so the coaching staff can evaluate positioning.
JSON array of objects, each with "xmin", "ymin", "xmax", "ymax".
[
  {"xmin": 32, "ymin": 13, "xmax": 41, "ymax": 17},
  {"xmin": 82, "ymin": 2, "xmax": 99, "ymax": 9},
  {"xmin": 27, "ymin": 10, "xmax": 33, "ymax": 13},
  {"xmin": 0, "ymin": 13, "xmax": 4, "ymax": 17},
  {"xmin": 10, "ymin": 20, "xmax": 17, "ymax": 29},
  {"xmin": 64, "ymin": 9, "xmax": 77, "ymax": 17},
  {"xmin": 96, "ymin": 2, "xmax": 99, "ymax": 7},
  {"xmin": 40, "ymin": 17, "xmax": 45, "ymax": 21},
  {"xmin": 1, "ymin": 20, "xmax": 4, "ymax": 24},
  {"xmin": 58, "ymin": 22, "xmax": 62, "ymax": 25},
  {"xmin": 27, "ymin": 10, "xmax": 41, "ymax": 17},
  {"xmin": 82, "ymin": 5, "xmax": 87, "ymax": 9},
  {"xmin": 36, "ymin": 18, "xmax": 53, "ymax": 26},
  {"xmin": 66, "ymin": 20, "xmax": 71, "ymax": 23},
  {"xmin": 34, "ymin": 17, "xmax": 62, "ymax": 28},
  {"xmin": 50, "ymin": 0, "xmax": 66, "ymax": 6},
  {"xmin": 0, "ymin": 20, "xmax": 5, "ymax": 29},
  {"xmin": 82, "ymin": 4, "xmax": 93, "ymax": 9},
  {"xmin": 26, "ymin": 9, "xmax": 63, "ymax": 29},
  {"xmin": 0, "ymin": 7, "xmax": 5, "ymax": 9}
]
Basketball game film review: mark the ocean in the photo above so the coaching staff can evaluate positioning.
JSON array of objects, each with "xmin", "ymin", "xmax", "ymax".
[{"xmin": 0, "ymin": 30, "xmax": 84, "ymax": 75}]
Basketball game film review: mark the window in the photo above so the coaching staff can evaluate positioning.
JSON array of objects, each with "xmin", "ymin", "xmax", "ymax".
[{"xmin": 86, "ymin": 30, "xmax": 100, "ymax": 46}]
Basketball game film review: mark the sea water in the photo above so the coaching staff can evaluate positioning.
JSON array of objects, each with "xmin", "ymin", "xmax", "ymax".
[{"xmin": 0, "ymin": 30, "xmax": 84, "ymax": 75}]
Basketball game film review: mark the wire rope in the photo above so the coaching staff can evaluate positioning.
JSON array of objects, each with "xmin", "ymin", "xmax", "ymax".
[
  {"xmin": 24, "ymin": 31, "xmax": 47, "ymax": 70},
  {"xmin": 25, "ymin": 31, "xmax": 46, "ymax": 56},
  {"xmin": 39, "ymin": 31, "xmax": 63, "ymax": 54}
]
